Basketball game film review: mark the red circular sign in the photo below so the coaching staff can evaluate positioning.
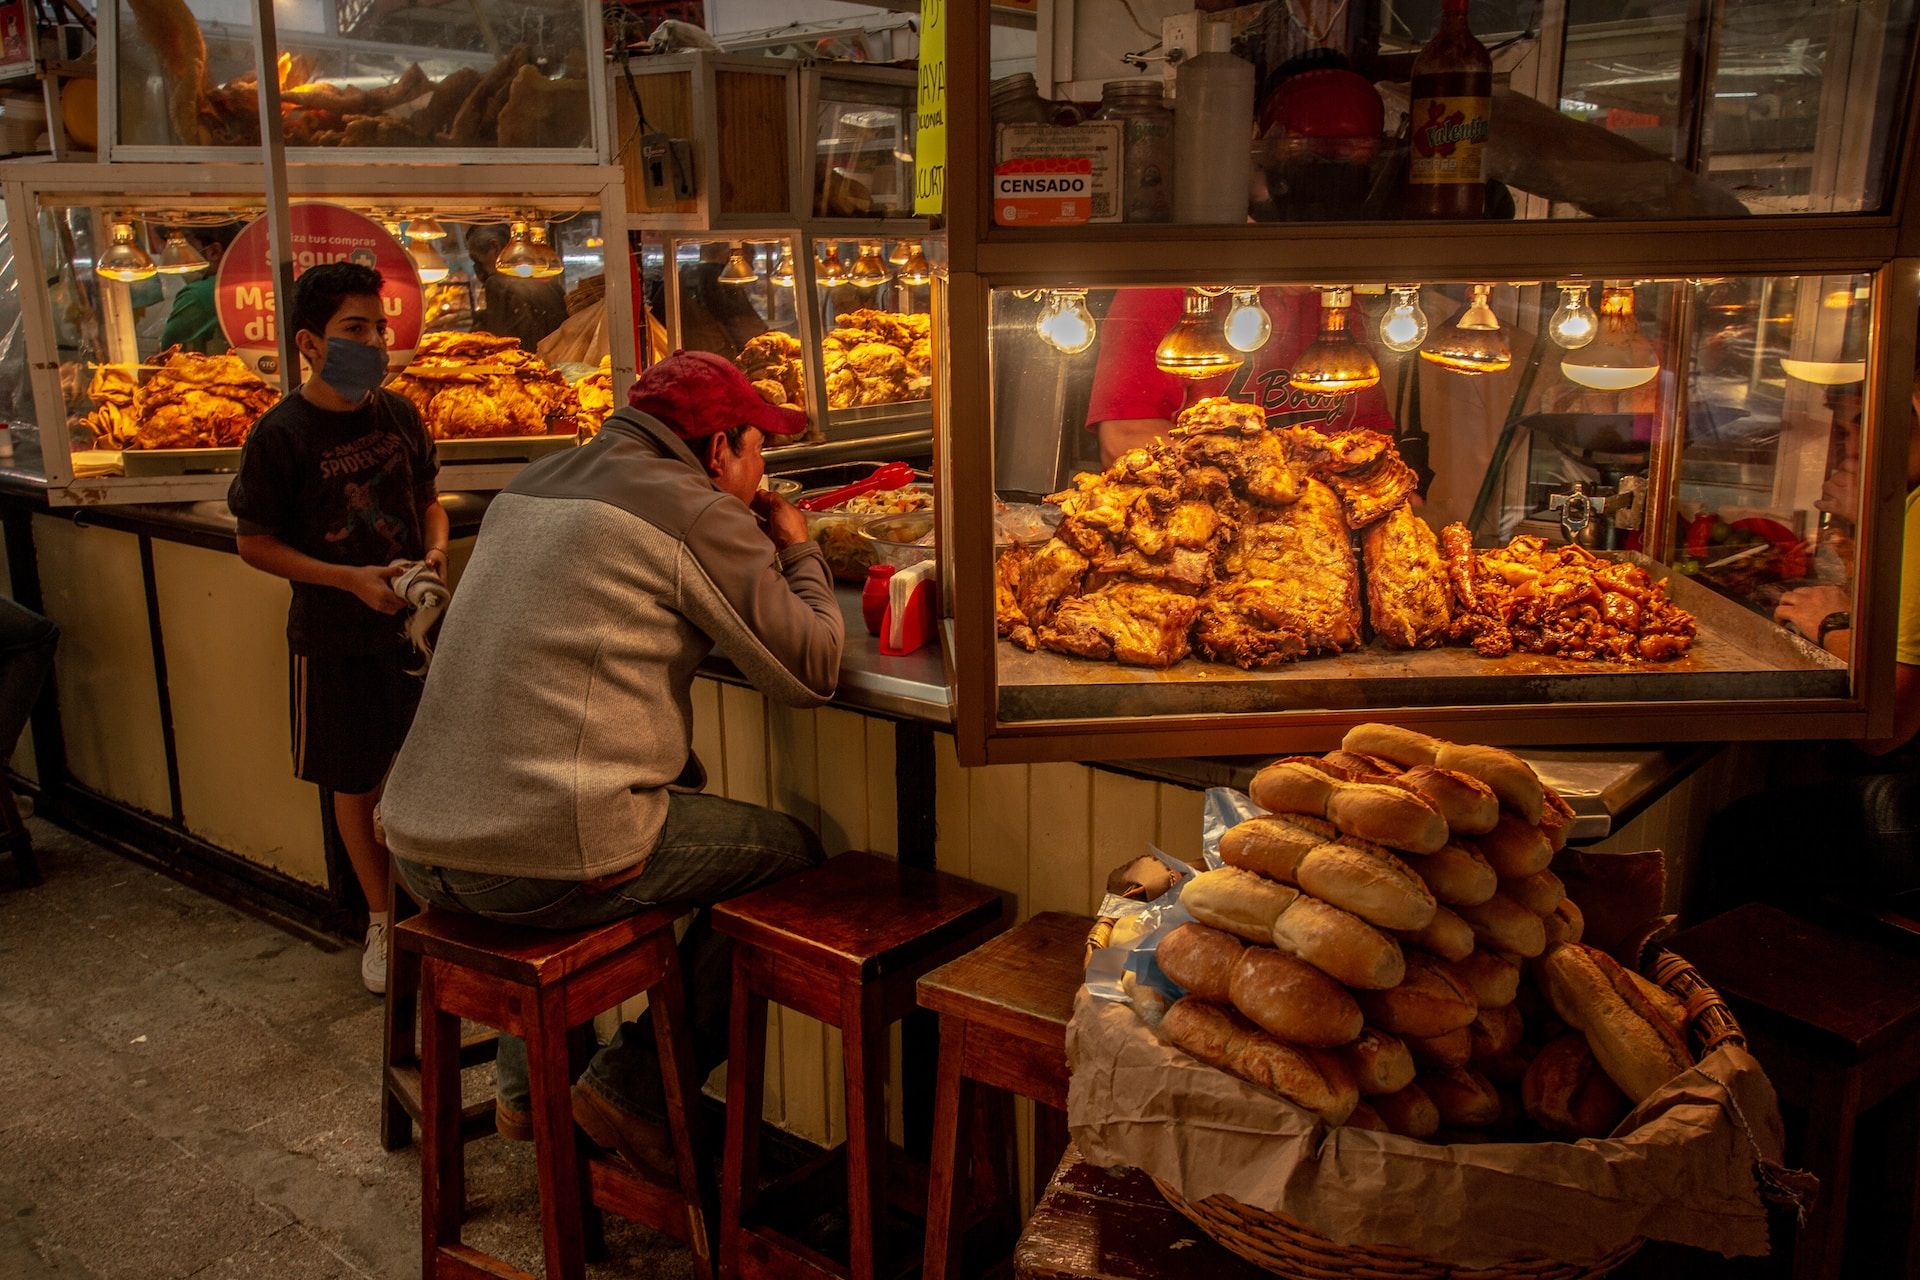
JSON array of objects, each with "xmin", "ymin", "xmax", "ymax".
[{"xmin": 217, "ymin": 201, "xmax": 424, "ymax": 381}]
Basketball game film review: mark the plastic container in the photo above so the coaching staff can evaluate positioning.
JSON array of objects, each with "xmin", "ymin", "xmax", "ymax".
[
  {"xmin": 861, "ymin": 563, "xmax": 897, "ymax": 635},
  {"xmin": 1172, "ymin": 22, "xmax": 1256, "ymax": 224},
  {"xmin": 858, "ymin": 511, "xmax": 937, "ymax": 571}
]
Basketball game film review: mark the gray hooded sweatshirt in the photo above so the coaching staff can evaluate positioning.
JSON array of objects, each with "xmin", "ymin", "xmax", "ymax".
[{"xmin": 380, "ymin": 409, "xmax": 843, "ymax": 881}]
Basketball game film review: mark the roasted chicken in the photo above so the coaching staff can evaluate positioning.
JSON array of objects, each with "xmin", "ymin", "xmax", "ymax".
[
  {"xmin": 387, "ymin": 332, "xmax": 585, "ymax": 440},
  {"xmin": 1195, "ymin": 478, "xmax": 1362, "ymax": 667},
  {"xmin": 1363, "ymin": 506, "xmax": 1452, "ymax": 649},
  {"xmin": 87, "ymin": 348, "xmax": 278, "ymax": 450},
  {"xmin": 1040, "ymin": 582, "xmax": 1201, "ymax": 667}
]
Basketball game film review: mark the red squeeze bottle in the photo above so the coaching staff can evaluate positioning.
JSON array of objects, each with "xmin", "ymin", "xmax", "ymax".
[
  {"xmin": 862, "ymin": 563, "xmax": 897, "ymax": 635},
  {"xmin": 1407, "ymin": 0, "xmax": 1491, "ymax": 219}
]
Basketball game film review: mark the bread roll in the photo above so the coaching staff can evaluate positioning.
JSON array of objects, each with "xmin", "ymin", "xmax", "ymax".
[
  {"xmin": 1523, "ymin": 1031, "xmax": 1630, "ymax": 1137},
  {"xmin": 1251, "ymin": 760, "xmax": 1447, "ymax": 854},
  {"xmin": 1451, "ymin": 949, "xmax": 1522, "ymax": 1008},
  {"xmin": 1343, "ymin": 725, "xmax": 1545, "ymax": 824},
  {"xmin": 1503, "ymin": 868, "xmax": 1566, "ymax": 916},
  {"xmin": 1421, "ymin": 1068, "xmax": 1501, "ymax": 1127},
  {"xmin": 1537, "ymin": 944, "xmax": 1692, "ymax": 1103},
  {"xmin": 1271, "ymin": 895, "xmax": 1405, "ymax": 990},
  {"xmin": 1407, "ymin": 1025, "xmax": 1472, "ymax": 1069},
  {"xmin": 1472, "ymin": 815, "xmax": 1554, "ymax": 878},
  {"xmin": 1539, "ymin": 786, "xmax": 1576, "ymax": 851},
  {"xmin": 1295, "ymin": 841, "xmax": 1437, "ymax": 932},
  {"xmin": 1357, "ymin": 951, "xmax": 1477, "ymax": 1038},
  {"xmin": 1338, "ymin": 1027, "xmax": 1416, "ymax": 1096},
  {"xmin": 1623, "ymin": 968, "xmax": 1689, "ymax": 1041},
  {"xmin": 1180, "ymin": 867, "xmax": 1300, "ymax": 943},
  {"xmin": 1321, "ymin": 749, "xmax": 1401, "ymax": 783},
  {"xmin": 1156, "ymin": 923, "xmax": 1244, "ymax": 1003},
  {"xmin": 1544, "ymin": 897, "xmax": 1585, "ymax": 946},
  {"xmin": 1397, "ymin": 765, "xmax": 1499, "ymax": 835},
  {"xmin": 1228, "ymin": 947, "xmax": 1364, "ymax": 1048},
  {"xmin": 1345, "ymin": 1102, "xmax": 1389, "ymax": 1133},
  {"xmin": 1417, "ymin": 842, "xmax": 1499, "ymax": 908},
  {"xmin": 1373, "ymin": 1082, "xmax": 1441, "ymax": 1138},
  {"xmin": 1248, "ymin": 760, "xmax": 1340, "ymax": 819},
  {"xmin": 1397, "ymin": 904, "xmax": 1474, "ymax": 962},
  {"xmin": 1160, "ymin": 997, "xmax": 1358, "ymax": 1125},
  {"xmin": 1469, "ymin": 1002, "xmax": 1523, "ymax": 1061},
  {"xmin": 1220, "ymin": 815, "xmax": 1333, "ymax": 885},
  {"xmin": 1454, "ymin": 892, "xmax": 1547, "ymax": 959},
  {"xmin": 1341, "ymin": 723, "xmax": 1444, "ymax": 769}
]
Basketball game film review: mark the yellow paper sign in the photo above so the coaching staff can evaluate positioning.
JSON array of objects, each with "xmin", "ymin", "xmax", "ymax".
[{"xmin": 915, "ymin": 0, "xmax": 946, "ymax": 216}]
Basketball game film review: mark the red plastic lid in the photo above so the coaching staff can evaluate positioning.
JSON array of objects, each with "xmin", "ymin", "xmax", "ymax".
[{"xmin": 1258, "ymin": 69, "xmax": 1384, "ymax": 140}]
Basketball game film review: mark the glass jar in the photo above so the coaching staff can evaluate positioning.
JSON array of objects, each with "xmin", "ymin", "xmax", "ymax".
[
  {"xmin": 1096, "ymin": 79, "xmax": 1176, "ymax": 223},
  {"xmin": 990, "ymin": 73, "xmax": 1053, "ymax": 126}
]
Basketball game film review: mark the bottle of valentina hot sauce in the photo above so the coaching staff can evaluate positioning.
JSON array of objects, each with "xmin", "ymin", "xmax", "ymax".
[{"xmin": 1407, "ymin": 0, "xmax": 1492, "ymax": 218}]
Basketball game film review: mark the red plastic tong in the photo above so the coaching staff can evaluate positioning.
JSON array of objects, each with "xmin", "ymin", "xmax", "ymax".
[{"xmin": 795, "ymin": 461, "xmax": 918, "ymax": 512}]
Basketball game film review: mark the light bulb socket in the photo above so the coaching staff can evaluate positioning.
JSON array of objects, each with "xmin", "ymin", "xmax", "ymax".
[{"xmin": 1155, "ymin": 290, "xmax": 1245, "ymax": 380}]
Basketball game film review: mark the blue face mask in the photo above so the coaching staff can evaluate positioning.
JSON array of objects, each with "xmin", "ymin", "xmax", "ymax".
[{"xmin": 318, "ymin": 337, "xmax": 389, "ymax": 404}]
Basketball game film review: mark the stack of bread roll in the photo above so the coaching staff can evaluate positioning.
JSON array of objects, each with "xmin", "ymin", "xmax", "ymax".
[{"xmin": 1153, "ymin": 722, "xmax": 1693, "ymax": 1143}]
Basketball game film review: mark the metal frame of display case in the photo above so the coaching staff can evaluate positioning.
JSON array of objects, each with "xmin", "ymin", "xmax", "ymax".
[
  {"xmin": 937, "ymin": 1, "xmax": 1920, "ymax": 766},
  {"xmin": 101, "ymin": 0, "xmax": 611, "ymax": 166},
  {"xmin": 0, "ymin": 159, "xmax": 635, "ymax": 506}
]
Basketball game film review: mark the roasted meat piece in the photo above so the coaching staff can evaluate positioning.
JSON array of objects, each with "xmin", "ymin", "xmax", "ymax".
[
  {"xmin": 1170, "ymin": 395, "xmax": 1266, "ymax": 437},
  {"xmin": 1038, "ymin": 582, "xmax": 1200, "ymax": 667},
  {"xmin": 1363, "ymin": 506, "xmax": 1452, "ymax": 649},
  {"xmin": 996, "ymin": 546, "xmax": 1037, "ymax": 650},
  {"xmin": 1015, "ymin": 538, "xmax": 1090, "ymax": 629},
  {"xmin": 1176, "ymin": 423, "xmax": 1300, "ymax": 506},
  {"xmin": 1325, "ymin": 451, "xmax": 1420, "ymax": 528},
  {"xmin": 123, "ymin": 349, "xmax": 279, "ymax": 449},
  {"xmin": 1090, "ymin": 546, "xmax": 1216, "ymax": 596},
  {"xmin": 390, "ymin": 333, "xmax": 583, "ymax": 440},
  {"xmin": 1196, "ymin": 478, "xmax": 1361, "ymax": 666}
]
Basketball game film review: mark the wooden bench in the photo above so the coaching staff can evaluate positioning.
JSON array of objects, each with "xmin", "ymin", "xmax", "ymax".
[
  {"xmin": 714, "ymin": 851, "xmax": 1007, "ymax": 1280},
  {"xmin": 918, "ymin": 911, "xmax": 1092, "ymax": 1280},
  {"xmin": 1671, "ymin": 902, "xmax": 1920, "ymax": 1280}
]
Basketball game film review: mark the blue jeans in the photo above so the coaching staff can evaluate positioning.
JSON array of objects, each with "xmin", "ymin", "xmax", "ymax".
[{"xmin": 397, "ymin": 792, "xmax": 824, "ymax": 1119}]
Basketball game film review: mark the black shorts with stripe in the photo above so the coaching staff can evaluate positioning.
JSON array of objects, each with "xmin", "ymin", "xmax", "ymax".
[{"xmin": 290, "ymin": 646, "xmax": 424, "ymax": 795}]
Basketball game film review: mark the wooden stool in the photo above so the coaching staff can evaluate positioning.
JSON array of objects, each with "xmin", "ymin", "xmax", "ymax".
[
  {"xmin": 1015, "ymin": 1145, "xmax": 1269, "ymax": 1280},
  {"xmin": 381, "ymin": 874, "xmax": 498, "ymax": 1154},
  {"xmin": 1671, "ymin": 903, "xmax": 1920, "ymax": 1280},
  {"xmin": 399, "ymin": 905, "xmax": 715, "ymax": 1280},
  {"xmin": 919, "ymin": 911, "xmax": 1092, "ymax": 1280},
  {"xmin": 714, "ymin": 851, "xmax": 1007, "ymax": 1280},
  {"xmin": 0, "ymin": 776, "xmax": 37, "ymax": 888}
]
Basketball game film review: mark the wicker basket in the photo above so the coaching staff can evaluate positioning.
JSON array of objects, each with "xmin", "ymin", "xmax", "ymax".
[{"xmin": 1146, "ymin": 949, "xmax": 1747, "ymax": 1280}]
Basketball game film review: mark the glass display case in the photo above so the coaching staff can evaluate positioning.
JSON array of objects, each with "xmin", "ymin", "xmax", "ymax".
[
  {"xmin": 0, "ymin": 162, "xmax": 633, "ymax": 505},
  {"xmin": 647, "ymin": 229, "xmax": 942, "ymax": 453},
  {"xmin": 803, "ymin": 64, "xmax": 917, "ymax": 220},
  {"xmin": 107, "ymin": 0, "xmax": 605, "ymax": 162},
  {"xmin": 939, "ymin": 3, "xmax": 1920, "ymax": 764}
]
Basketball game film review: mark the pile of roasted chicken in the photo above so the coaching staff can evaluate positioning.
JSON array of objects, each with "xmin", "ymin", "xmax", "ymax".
[
  {"xmin": 386, "ymin": 332, "xmax": 588, "ymax": 440},
  {"xmin": 824, "ymin": 309, "xmax": 933, "ymax": 410},
  {"xmin": 997, "ymin": 397, "xmax": 1695, "ymax": 669},
  {"xmin": 83, "ymin": 348, "xmax": 279, "ymax": 450},
  {"xmin": 737, "ymin": 333, "xmax": 808, "ymax": 418}
]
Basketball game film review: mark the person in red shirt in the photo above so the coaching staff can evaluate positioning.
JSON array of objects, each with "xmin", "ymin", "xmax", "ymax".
[{"xmin": 1085, "ymin": 286, "xmax": 1398, "ymax": 465}]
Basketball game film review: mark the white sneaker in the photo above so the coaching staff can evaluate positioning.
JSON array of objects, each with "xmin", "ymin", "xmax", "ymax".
[{"xmin": 361, "ymin": 921, "xmax": 388, "ymax": 996}]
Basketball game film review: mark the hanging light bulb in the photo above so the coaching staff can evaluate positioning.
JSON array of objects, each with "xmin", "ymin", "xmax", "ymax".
[
  {"xmin": 526, "ymin": 224, "xmax": 564, "ymax": 279},
  {"xmin": 1561, "ymin": 283, "xmax": 1661, "ymax": 390},
  {"xmin": 817, "ymin": 244, "xmax": 850, "ymax": 287},
  {"xmin": 408, "ymin": 214, "xmax": 448, "ymax": 241},
  {"xmin": 408, "ymin": 233, "xmax": 449, "ymax": 284},
  {"xmin": 96, "ymin": 219, "xmax": 158, "ymax": 282},
  {"xmin": 769, "ymin": 245, "xmax": 796, "ymax": 288},
  {"xmin": 1289, "ymin": 288, "xmax": 1381, "ymax": 396},
  {"xmin": 497, "ymin": 221, "xmax": 540, "ymax": 278},
  {"xmin": 1548, "ymin": 281, "xmax": 1599, "ymax": 349},
  {"xmin": 1420, "ymin": 284, "xmax": 1512, "ymax": 375},
  {"xmin": 719, "ymin": 242, "xmax": 760, "ymax": 284},
  {"xmin": 1377, "ymin": 285, "xmax": 1429, "ymax": 353},
  {"xmin": 850, "ymin": 242, "xmax": 893, "ymax": 288},
  {"xmin": 155, "ymin": 229, "xmax": 209, "ymax": 275},
  {"xmin": 1155, "ymin": 289, "xmax": 1244, "ymax": 380},
  {"xmin": 584, "ymin": 233, "xmax": 605, "ymax": 249},
  {"xmin": 1224, "ymin": 289, "xmax": 1273, "ymax": 353},
  {"xmin": 1036, "ymin": 290, "xmax": 1096, "ymax": 355},
  {"xmin": 896, "ymin": 241, "xmax": 934, "ymax": 287}
]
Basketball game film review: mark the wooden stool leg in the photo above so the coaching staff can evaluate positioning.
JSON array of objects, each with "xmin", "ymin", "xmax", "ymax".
[
  {"xmin": 841, "ymin": 982, "xmax": 889, "ymax": 1280},
  {"xmin": 417, "ymin": 960, "xmax": 466, "ymax": 1275},
  {"xmin": 566, "ymin": 1022, "xmax": 608, "ymax": 1265},
  {"xmin": 921, "ymin": 1019, "xmax": 971, "ymax": 1280},
  {"xmin": 1795, "ymin": 1067, "xmax": 1861, "ymax": 1280},
  {"xmin": 527, "ymin": 988, "xmax": 589, "ymax": 1280},
  {"xmin": 381, "ymin": 942, "xmax": 422, "ymax": 1152},
  {"xmin": 1886, "ymin": 1082, "xmax": 1920, "ymax": 1279},
  {"xmin": 647, "ymin": 937, "xmax": 715, "ymax": 1279},
  {"xmin": 0, "ymin": 782, "xmax": 37, "ymax": 888},
  {"xmin": 719, "ymin": 954, "xmax": 768, "ymax": 1280}
]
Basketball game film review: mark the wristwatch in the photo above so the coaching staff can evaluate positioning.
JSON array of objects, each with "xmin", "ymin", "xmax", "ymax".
[{"xmin": 1817, "ymin": 611, "xmax": 1852, "ymax": 646}]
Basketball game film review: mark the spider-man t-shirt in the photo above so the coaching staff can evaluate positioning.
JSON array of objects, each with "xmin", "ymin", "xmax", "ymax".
[
  {"xmin": 228, "ymin": 388, "xmax": 439, "ymax": 656},
  {"xmin": 1084, "ymin": 286, "xmax": 1394, "ymax": 433}
]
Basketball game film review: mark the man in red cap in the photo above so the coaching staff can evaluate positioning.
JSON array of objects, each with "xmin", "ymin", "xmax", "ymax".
[{"xmin": 380, "ymin": 351, "xmax": 841, "ymax": 1172}]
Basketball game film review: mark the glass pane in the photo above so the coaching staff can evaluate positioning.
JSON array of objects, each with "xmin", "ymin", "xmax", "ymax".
[
  {"xmin": 667, "ymin": 234, "xmax": 808, "ymax": 420},
  {"xmin": 813, "ymin": 235, "xmax": 939, "ymax": 422},
  {"xmin": 117, "ymin": 0, "xmax": 595, "ymax": 153},
  {"xmin": 812, "ymin": 72, "xmax": 917, "ymax": 218},
  {"xmin": 0, "ymin": 199, "xmax": 45, "ymax": 481},
  {"xmin": 986, "ymin": 273, "xmax": 1863, "ymax": 724}
]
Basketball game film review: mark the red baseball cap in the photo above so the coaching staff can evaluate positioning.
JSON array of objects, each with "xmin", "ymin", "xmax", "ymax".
[{"xmin": 628, "ymin": 350, "xmax": 809, "ymax": 441}]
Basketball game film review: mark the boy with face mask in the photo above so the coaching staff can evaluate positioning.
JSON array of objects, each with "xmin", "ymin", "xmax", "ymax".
[{"xmin": 228, "ymin": 262, "xmax": 449, "ymax": 994}]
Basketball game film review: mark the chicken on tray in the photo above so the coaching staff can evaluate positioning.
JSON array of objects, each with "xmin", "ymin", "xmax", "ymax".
[
  {"xmin": 82, "ymin": 348, "xmax": 279, "ymax": 450},
  {"xmin": 996, "ymin": 396, "xmax": 1695, "ymax": 671},
  {"xmin": 823, "ymin": 309, "xmax": 933, "ymax": 410},
  {"xmin": 386, "ymin": 332, "xmax": 585, "ymax": 440}
]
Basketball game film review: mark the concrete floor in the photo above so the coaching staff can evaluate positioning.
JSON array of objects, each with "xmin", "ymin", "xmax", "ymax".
[{"xmin": 0, "ymin": 820, "xmax": 693, "ymax": 1280}]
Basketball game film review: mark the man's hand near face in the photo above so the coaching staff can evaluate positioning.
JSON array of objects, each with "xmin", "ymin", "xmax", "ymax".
[{"xmin": 751, "ymin": 489, "xmax": 810, "ymax": 550}]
